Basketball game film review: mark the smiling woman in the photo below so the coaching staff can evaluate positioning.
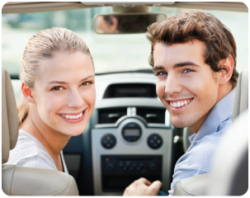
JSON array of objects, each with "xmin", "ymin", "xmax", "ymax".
[{"xmin": 6, "ymin": 27, "xmax": 96, "ymax": 173}]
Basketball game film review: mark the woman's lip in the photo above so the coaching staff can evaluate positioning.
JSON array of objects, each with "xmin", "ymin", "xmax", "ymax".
[
  {"xmin": 59, "ymin": 110, "xmax": 86, "ymax": 116},
  {"xmin": 58, "ymin": 109, "xmax": 87, "ymax": 123},
  {"xmin": 167, "ymin": 98, "xmax": 194, "ymax": 111}
]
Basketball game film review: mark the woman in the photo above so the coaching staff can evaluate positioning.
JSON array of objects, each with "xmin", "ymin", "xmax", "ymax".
[{"xmin": 7, "ymin": 27, "xmax": 96, "ymax": 173}]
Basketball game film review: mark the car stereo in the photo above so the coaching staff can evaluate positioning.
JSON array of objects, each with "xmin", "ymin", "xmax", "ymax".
[
  {"xmin": 91, "ymin": 116, "xmax": 173, "ymax": 195},
  {"xmin": 101, "ymin": 155, "xmax": 162, "ymax": 192}
]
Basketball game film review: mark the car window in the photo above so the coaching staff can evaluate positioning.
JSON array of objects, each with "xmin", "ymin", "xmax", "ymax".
[{"xmin": 2, "ymin": 6, "xmax": 248, "ymax": 76}]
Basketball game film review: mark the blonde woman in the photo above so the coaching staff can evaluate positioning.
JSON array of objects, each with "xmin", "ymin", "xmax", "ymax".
[{"xmin": 7, "ymin": 27, "xmax": 96, "ymax": 173}]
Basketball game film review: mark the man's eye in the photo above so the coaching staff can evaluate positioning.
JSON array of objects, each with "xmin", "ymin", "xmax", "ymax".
[
  {"xmin": 156, "ymin": 71, "xmax": 167, "ymax": 76},
  {"xmin": 52, "ymin": 86, "xmax": 63, "ymax": 91},
  {"xmin": 183, "ymin": 69, "xmax": 193, "ymax": 73}
]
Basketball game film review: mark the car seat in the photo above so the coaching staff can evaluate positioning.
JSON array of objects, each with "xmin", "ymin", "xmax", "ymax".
[{"xmin": 2, "ymin": 68, "xmax": 79, "ymax": 195}]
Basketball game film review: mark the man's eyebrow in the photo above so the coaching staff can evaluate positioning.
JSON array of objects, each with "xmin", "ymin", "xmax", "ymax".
[
  {"xmin": 48, "ymin": 75, "xmax": 94, "ymax": 84},
  {"xmin": 153, "ymin": 66, "xmax": 165, "ymax": 72},
  {"xmin": 153, "ymin": 62, "xmax": 199, "ymax": 71},
  {"xmin": 174, "ymin": 61, "xmax": 199, "ymax": 68}
]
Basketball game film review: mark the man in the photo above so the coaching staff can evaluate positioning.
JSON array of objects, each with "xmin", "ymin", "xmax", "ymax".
[{"xmin": 123, "ymin": 10, "xmax": 238, "ymax": 196}]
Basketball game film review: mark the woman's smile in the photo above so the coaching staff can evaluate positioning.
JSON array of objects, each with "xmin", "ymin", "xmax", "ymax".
[{"xmin": 58, "ymin": 109, "xmax": 87, "ymax": 123}]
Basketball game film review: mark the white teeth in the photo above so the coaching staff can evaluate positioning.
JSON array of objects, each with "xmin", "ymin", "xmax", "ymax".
[
  {"xmin": 170, "ymin": 99, "xmax": 192, "ymax": 108},
  {"xmin": 60, "ymin": 112, "xmax": 83, "ymax": 120}
]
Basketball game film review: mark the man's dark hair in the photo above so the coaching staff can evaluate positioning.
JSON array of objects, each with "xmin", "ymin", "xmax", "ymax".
[{"xmin": 146, "ymin": 10, "xmax": 238, "ymax": 87}]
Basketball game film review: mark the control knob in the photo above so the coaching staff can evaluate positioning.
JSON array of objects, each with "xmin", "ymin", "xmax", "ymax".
[
  {"xmin": 147, "ymin": 134, "xmax": 163, "ymax": 149},
  {"xmin": 101, "ymin": 134, "xmax": 116, "ymax": 149}
]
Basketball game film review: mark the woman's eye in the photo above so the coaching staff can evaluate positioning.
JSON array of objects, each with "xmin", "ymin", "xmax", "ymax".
[
  {"xmin": 81, "ymin": 81, "xmax": 91, "ymax": 86},
  {"xmin": 183, "ymin": 69, "xmax": 193, "ymax": 73},
  {"xmin": 52, "ymin": 86, "xmax": 63, "ymax": 91}
]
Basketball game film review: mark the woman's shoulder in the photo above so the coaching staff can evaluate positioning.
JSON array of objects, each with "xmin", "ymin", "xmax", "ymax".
[{"xmin": 7, "ymin": 130, "xmax": 56, "ymax": 170}]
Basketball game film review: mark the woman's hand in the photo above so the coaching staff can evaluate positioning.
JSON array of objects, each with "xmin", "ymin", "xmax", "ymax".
[{"xmin": 123, "ymin": 177, "xmax": 162, "ymax": 196}]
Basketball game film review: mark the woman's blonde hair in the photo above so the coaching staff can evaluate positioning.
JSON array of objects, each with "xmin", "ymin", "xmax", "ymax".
[{"xmin": 18, "ymin": 27, "xmax": 93, "ymax": 125}]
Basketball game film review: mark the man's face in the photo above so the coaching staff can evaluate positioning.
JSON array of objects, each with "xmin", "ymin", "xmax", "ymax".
[{"xmin": 154, "ymin": 40, "xmax": 220, "ymax": 132}]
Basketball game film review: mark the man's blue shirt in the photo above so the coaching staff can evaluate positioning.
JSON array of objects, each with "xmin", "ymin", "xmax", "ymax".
[{"xmin": 168, "ymin": 88, "xmax": 235, "ymax": 196}]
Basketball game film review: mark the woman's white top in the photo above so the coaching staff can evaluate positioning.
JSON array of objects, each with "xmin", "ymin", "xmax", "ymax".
[{"xmin": 6, "ymin": 130, "xmax": 68, "ymax": 174}]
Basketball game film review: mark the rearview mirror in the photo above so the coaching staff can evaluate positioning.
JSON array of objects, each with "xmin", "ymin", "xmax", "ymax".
[{"xmin": 94, "ymin": 13, "xmax": 166, "ymax": 34}]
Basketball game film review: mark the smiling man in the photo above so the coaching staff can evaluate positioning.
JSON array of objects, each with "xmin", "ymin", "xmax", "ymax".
[{"xmin": 123, "ymin": 10, "xmax": 238, "ymax": 196}]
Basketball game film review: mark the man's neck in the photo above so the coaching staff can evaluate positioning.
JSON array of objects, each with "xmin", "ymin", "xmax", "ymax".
[{"xmin": 188, "ymin": 83, "xmax": 233, "ymax": 133}]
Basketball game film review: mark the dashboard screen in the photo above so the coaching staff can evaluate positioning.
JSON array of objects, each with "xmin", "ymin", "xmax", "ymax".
[{"xmin": 124, "ymin": 129, "xmax": 140, "ymax": 136}]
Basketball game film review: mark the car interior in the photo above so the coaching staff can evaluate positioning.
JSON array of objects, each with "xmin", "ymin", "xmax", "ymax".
[{"xmin": 1, "ymin": 1, "xmax": 248, "ymax": 196}]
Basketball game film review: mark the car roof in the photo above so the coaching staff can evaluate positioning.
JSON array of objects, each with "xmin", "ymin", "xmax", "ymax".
[{"xmin": 2, "ymin": 2, "xmax": 248, "ymax": 14}]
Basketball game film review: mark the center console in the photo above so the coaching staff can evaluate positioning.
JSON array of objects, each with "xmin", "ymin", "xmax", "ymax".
[{"xmin": 91, "ymin": 115, "xmax": 173, "ymax": 195}]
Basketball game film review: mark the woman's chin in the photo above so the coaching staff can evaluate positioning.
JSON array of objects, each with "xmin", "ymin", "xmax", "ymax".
[{"xmin": 61, "ymin": 125, "xmax": 86, "ymax": 136}]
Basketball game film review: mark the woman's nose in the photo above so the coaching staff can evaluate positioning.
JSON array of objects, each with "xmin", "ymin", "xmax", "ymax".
[{"xmin": 67, "ymin": 89, "xmax": 84, "ymax": 108}]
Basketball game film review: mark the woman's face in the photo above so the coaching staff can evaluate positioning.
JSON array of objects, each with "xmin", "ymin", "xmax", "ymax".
[{"xmin": 32, "ymin": 51, "xmax": 96, "ymax": 136}]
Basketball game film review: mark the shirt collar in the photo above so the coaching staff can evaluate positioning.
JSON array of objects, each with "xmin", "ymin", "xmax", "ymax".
[{"xmin": 190, "ymin": 88, "xmax": 235, "ymax": 143}]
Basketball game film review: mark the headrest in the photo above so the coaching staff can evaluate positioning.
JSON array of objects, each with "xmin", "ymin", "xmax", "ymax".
[
  {"xmin": 2, "ymin": 68, "xmax": 19, "ymax": 163},
  {"xmin": 233, "ymin": 68, "xmax": 248, "ymax": 120}
]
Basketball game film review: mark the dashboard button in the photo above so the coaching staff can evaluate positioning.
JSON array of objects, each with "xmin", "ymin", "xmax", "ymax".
[
  {"xmin": 139, "ymin": 163, "xmax": 144, "ymax": 167},
  {"xmin": 119, "ymin": 161, "xmax": 124, "ymax": 167},
  {"xmin": 106, "ymin": 163, "xmax": 114, "ymax": 171},
  {"xmin": 149, "ymin": 163, "xmax": 157, "ymax": 171},
  {"xmin": 101, "ymin": 134, "xmax": 116, "ymax": 149},
  {"xmin": 147, "ymin": 134, "xmax": 163, "ymax": 149}
]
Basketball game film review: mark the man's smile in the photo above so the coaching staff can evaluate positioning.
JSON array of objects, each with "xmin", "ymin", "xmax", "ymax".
[{"xmin": 166, "ymin": 98, "xmax": 194, "ymax": 110}]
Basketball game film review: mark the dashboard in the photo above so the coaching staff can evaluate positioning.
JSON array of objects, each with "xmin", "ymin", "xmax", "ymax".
[{"xmin": 92, "ymin": 73, "xmax": 173, "ymax": 194}]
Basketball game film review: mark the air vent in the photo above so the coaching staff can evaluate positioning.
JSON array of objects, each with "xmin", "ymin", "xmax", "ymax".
[
  {"xmin": 103, "ymin": 83, "xmax": 157, "ymax": 98},
  {"xmin": 98, "ymin": 108, "xmax": 127, "ymax": 124},
  {"xmin": 136, "ymin": 107, "xmax": 165, "ymax": 124}
]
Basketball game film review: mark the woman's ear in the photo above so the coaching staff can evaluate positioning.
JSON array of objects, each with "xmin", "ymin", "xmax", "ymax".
[
  {"xmin": 21, "ymin": 82, "xmax": 36, "ymax": 104},
  {"xmin": 218, "ymin": 55, "xmax": 234, "ymax": 85}
]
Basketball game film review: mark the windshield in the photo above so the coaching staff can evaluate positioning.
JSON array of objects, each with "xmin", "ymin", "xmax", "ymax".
[{"xmin": 2, "ymin": 6, "xmax": 248, "ymax": 76}]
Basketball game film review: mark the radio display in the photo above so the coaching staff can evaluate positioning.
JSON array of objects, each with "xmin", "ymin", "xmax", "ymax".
[{"xmin": 124, "ymin": 129, "xmax": 140, "ymax": 136}]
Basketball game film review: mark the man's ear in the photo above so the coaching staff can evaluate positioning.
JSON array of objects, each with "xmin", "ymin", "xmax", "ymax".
[
  {"xmin": 110, "ymin": 16, "xmax": 118, "ymax": 32},
  {"xmin": 218, "ymin": 55, "xmax": 234, "ymax": 85},
  {"xmin": 21, "ymin": 82, "xmax": 36, "ymax": 104}
]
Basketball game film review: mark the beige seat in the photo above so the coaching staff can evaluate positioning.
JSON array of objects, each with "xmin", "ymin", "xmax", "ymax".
[
  {"xmin": 2, "ymin": 68, "xmax": 79, "ymax": 195},
  {"xmin": 206, "ymin": 110, "xmax": 248, "ymax": 195},
  {"xmin": 173, "ymin": 67, "xmax": 248, "ymax": 196}
]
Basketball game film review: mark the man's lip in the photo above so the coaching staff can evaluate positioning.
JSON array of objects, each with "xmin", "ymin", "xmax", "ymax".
[
  {"xmin": 58, "ymin": 109, "xmax": 86, "ymax": 115},
  {"xmin": 166, "ymin": 98, "xmax": 194, "ymax": 110},
  {"xmin": 166, "ymin": 98, "xmax": 194, "ymax": 102}
]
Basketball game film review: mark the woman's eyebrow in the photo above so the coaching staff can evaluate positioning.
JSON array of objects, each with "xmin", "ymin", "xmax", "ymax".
[{"xmin": 48, "ymin": 75, "xmax": 95, "ymax": 85}]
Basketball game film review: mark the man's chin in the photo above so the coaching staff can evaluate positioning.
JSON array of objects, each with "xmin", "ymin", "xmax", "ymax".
[
  {"xmin": 171, "ymin": 118, "xmax": 191, "ymax": 128},
  {"xmin": 172, "ymin": 122, "xmax": 187, "ymax": 128}
]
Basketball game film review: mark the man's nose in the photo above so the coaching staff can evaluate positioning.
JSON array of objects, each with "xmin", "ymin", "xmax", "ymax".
[
  {"xmin": 164, "ymin": 74, "xmax": 182, "ymax": 95},
  {"xmin": 67, "ymin": 89, "xmax": 84, "ymax": 108}
]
